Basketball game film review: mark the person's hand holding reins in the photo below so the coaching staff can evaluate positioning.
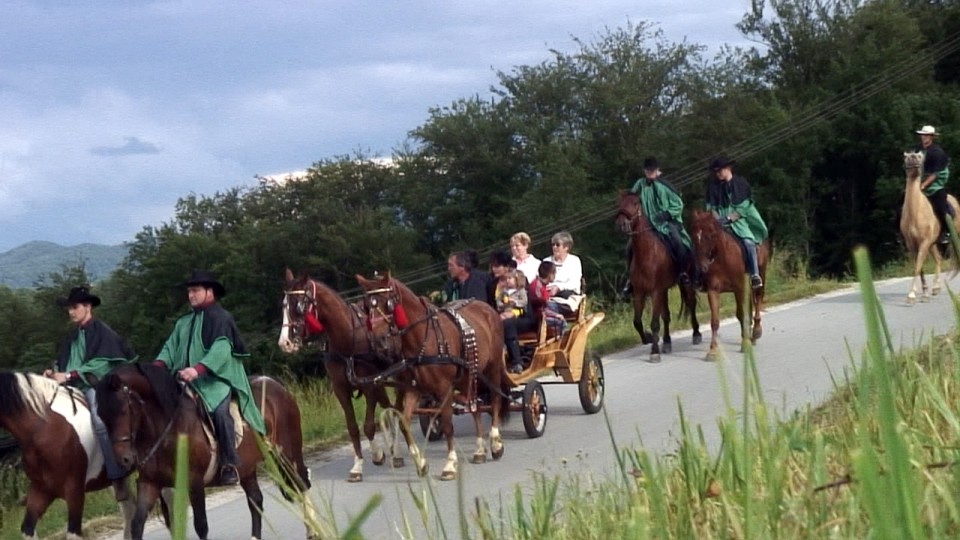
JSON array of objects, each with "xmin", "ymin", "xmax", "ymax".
[{"xmin": 178, "ymin": 367, "xmax": 200, "ymax": 383}]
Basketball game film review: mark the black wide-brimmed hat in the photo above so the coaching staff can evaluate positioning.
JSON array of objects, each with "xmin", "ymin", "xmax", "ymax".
[
  {"xmin": 182, "ymin": 269, "xmax": 226, "ymax": 298},
  {"xmin": 56, "ymin": 286, "xmax": 101, "ymax": 307},
  {"xmin": 708, "ymin": 156, "xmax": 736, "ymax": 171},
  {"xmin": 643, "ymin": 157, "xmax": 660, "ymax": 170}
]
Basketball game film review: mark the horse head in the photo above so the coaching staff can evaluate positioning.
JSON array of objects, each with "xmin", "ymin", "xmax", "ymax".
[
  {"xmin": 355, "ymin": 271, "xmax": 411, "ymax": 333},
  {"xmin": 904, "ymin": 151, "xmax": 924, "ymax": 177},
  {"xmin": 614, "ymin": 189, "xmax": 642, "ymax": 234},
  {"xmin": 690, "ymin": 209, "xmax": 722, "ymax": 274},
  {"xmin": 94, "ymin": 363, "xmax": 182, "ymax": 472},
  {"xmin": 279, "ymin": 268, "xmax": 326, "ymax": 353}
]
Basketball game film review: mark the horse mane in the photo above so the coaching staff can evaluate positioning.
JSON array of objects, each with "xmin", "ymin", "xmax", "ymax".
[
  {"xmin": 97, "ymin": 363, "xmax": 183, "ymax": 421},
  {"xmin": 0, "ymin": 371, "xmax": 68, "ymax": 419}
]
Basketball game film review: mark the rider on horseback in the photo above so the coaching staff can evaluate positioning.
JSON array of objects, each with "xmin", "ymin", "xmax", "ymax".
[
  {"xmin": 621, "ymin": 157, "xmax": 697, "ymax": 297},
  {"xmin": 914, "ymin": 125, "xmax": 954, "ymax": 244},
  {"xmin": 154, "ymin": 269, "xmax": 266, "ymax": 486},
  {"xmin": 706, "ymin": 157, "xmax": 769, "ymax": 289},
  {"xmin": 45, "ymin": 285, "xmax": 137, "ymax": 501}
]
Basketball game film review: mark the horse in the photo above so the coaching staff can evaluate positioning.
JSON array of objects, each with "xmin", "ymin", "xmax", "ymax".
[
  {"xmin": 278, "ymin": 268, "xmax": 404, "ymax": 482},
  {"xmin": 0, "ymin": 371, "xmax": 136, "ymax": 540},
  {"xmin": 615, "ymin": 190, "xmax": 701, "ymax": 362},
  {"xmin": 355, "ymin": 272, "xmax": 512, "ymax": 481},
  {"xmin": 93, "ymin": 362, "xmax": 314, "ymax": 540},
  {"xmin": 900, "ymin": 151, "xmax": 960, "ymax": 303},
  {"xmin": 689, "ymin": 209, "xmax": 769, "ymax": 360}
]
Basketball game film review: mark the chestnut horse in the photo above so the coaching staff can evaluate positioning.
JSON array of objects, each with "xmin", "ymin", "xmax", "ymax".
[
  {"xmin": 615, "ymin": 190, "xmax": 701, "ymax": 362},
  {"xmin": 0, "ymin": 371, "xmax": 135, "ymax": 540},
  {"xmin": 689, "ymin": 209, "xmax": 769, "ymax": 360},
  {"xmin": 278, "ymin": 268, "xmax": 403, "ymax": 482},
  {"xmin": 900, "ymin": 151, "xmax": 960, "ymax": 303},
  {"xmin": 93, "ymin": 363, "xmax": 314, "ymax": 540},
  {"xmin": 355, "ymin": 272, "xmax": 511, "ymax": 481}
]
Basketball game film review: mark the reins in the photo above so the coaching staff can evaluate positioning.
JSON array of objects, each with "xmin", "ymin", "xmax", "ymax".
[{"xmin": 113, "ymin": 382, "xmax": 181, "ymax": 469}]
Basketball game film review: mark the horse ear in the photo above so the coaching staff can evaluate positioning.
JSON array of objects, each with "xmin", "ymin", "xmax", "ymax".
[{"xmin": 284, "ymin": 267, "xmax": 294, "ymax": 283}]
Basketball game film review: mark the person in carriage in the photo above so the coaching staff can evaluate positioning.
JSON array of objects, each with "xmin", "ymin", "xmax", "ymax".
[
  {"xmin": 153, "ymin": 269, "xmax": 266, "ymax": 486},
  {"xmin": 440, "ymin": 250, "xmax": 494, "ymax": 305},
  {"xmin": 705, "ymin": 156, "xmax": 769, "ymax": 289},
  {"xmin": 44, "ymin": 285, "xmax": 138, "ymax": 501},
  {"xmin": 624, "ymin": 157, "xmax": 698, "ymax": 292},
  {"xmin": 543, "ymin": 231, "xmax": 583, "ymax": 315}
]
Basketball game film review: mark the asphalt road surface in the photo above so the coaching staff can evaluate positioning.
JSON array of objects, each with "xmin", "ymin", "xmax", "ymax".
[{"xmin": 99, "ymin": 276, "xmax": 957, "ymax": 540}]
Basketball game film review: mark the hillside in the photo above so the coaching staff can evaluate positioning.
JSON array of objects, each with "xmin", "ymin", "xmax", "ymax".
[{"xmin": 0, "ymin": 241, "xmax": 128, "ymax": 289}]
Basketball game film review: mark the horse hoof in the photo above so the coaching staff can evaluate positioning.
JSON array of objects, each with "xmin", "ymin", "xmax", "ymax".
[
  {"xmin": 471, "ymin": 453, "xmax": 487, "ymax": 464},
  {"xmin": 640, "ymin": 333, "xmax": 653, "ymax": 345},
  {"xmin": 692, "ymin": 333, "xmax": 702, "ymax": 345},
  {"xmin": 372, "ymin": 454, "xmax": 385, "ymax": 467},
  {"xmin": 649, "ymin": 353, "xmax": 661, "ymax": 363},
  {"xmin": 933, "ymin": 287, "xmax": 941, "ymax": 296},
  {"xmin": 922, "ymin": 295, "xmax": 931, "ymax": 303},
  {"xmin": 417, "ymin": 464, "xmax": 429, "ymax": 478},
  {"xmin": 347, "ymin": 472, "xmax": 362, "ymax": 483},
  {"xmin": 392, "ymin": 457, "xmax": 405, "ymax": 468},
  {"xmin": 440, "ymin": 470, "xmax": 457, "ymax": 481},
  {"xmin": 705, "ymin": 350, "xmax": 720, "ymax": 362},
  {"xmin": 752, "ymin": 328, "xmax": 763, "ymax": 341},
  {"xmin": 491, "ymin": 446, "xmax": 504, "ymax": 461}
]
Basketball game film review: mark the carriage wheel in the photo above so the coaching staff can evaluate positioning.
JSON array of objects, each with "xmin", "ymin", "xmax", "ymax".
[
  {"xmin": 521, "ymin": 381, "xmax": 547, "ymax": 438},
  {"xmin": 578, "ymin": 349, "xmax": 604, "ymax": 414},
  {"xmin": 418, "ymin": 398, "xmax": 444, "ymax": 442}
]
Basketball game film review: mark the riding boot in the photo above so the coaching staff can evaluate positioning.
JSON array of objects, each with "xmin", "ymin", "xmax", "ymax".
[
  {"xmin": 212, "ymin": 396, "xmax": 240, "ymax": 485},
  {"xmin": 742, "ymin": 238, "xmax": 763, "ymax": 289},
  {"xmin": 667, "ymin": 223, "xmax": 690, "ymax": 285},
  {"xmin": 86, "ymin": 388, "xmax": 129, "ymax": 501}
]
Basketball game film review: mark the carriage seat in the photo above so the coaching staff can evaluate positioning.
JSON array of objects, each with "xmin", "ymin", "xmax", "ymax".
[{"xmin": 516, "ymin": 296, "xmax": 588, "ymax": 345}]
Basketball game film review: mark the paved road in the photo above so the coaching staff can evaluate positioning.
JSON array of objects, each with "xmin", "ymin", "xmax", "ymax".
[{"xmin": 100, "ymin": 276, "xmax": 956, "ymax": 539}]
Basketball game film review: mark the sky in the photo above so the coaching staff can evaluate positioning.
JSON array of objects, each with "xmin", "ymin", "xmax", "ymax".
[{"xmin": 0, "ymin": 0, "xmax": 755, "ymax": 252}]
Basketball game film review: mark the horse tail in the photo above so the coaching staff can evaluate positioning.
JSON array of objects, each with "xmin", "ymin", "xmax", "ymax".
[
  {"xmin": 498, "ymin": 362, "xmax": 513, "ymax": 423},
  {"xmin": 676, "ymin": 283, "xmax": 697, "ymax": 321}
]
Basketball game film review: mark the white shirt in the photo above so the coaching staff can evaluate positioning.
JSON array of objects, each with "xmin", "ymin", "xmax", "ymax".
[
  {"xmin": 545, "ymin": 253, "xmax": 582, "ymax": 293},
  {"xmin": 514, "ymin": 254, "xmax": 541, "ymax": 284}
]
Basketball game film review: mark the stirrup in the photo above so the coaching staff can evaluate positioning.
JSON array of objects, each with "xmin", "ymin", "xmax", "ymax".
[{"xmin": 219, "ymin": 464, "xmax": 239, "ymax": 485}]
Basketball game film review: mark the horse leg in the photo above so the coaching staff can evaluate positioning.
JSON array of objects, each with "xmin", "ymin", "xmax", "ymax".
[
  {"xmin": 735, "ymin": 286, "xmax": 748, "ymax": 352},
  {"xmin": 241, "ymin": 474, "xmax": 264, "ymax": 540},
  {"xmin": 63, "ymin": 482, "xmax": 85, "ymax": 540},
  {"xmin": 930, "ymin": 243, "xmax": 944, "ymax": 296},
  {"xmin": 19, "ymin": 485, "xmax": 53, "ymax": 539},
  {"xmin": 131, "ymin": 482, "xmax": 161, "ymax": 540},
  {"xmin": 648, "ymin": 292, "xmax": 662, "ymax": 363},
  {"xmin": 687, "ymin": 284, "xmax": 702, "ymax": 345},
  {"xmin": 470, "ymin": 408, "xmax": 487, "ymax": 464},
  {"xmin": 438, "ymin": 391, "xmax": 458, "ymax": 480},
  {"xmin": 401, "ymin": 388, "xmax": 428, "ymax": 477},
  {"xmin": 362, "ymin": 389, "xmax": 386, "ymax": 468},
  {"xmin": 632, "ymin": 293, "xmax": 652, "ymax": 344},
  {"xmin": 706, "ymin": 290, "xmax": 721, "ymax": 361},
  {"xmin": 333, "ymin": 383, "xmax": 365, "ymax": 482},
  {"xmin": 660, "ymin": 288, "xmax": 672, "ymax": 355},
  {"xmin": 488, "ymin": 363, "xmax": 504, "ymax": 461},
  {"xmin": 751, "ymin": 286, "xmax": 764, "ymax": 343},
  {"xmin": 378, "ymin": 388, "xmax": 404, "ymax": 468},
  {"xmin": 189, "ymin": 482, "xmax": 209, "ymax": 540}
]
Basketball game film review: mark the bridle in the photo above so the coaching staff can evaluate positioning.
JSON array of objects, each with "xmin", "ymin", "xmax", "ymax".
[
  {"xmin": 362, "ymin": 285, "xmax": 401, "ymax": 331},
  {"xmin": 693, "ymin": 220, "xmax": 720, "ymax": 271},
  {"xmin": 283, "ymin": 279, "xmax": 319, "ymax": 343},
  {"xmin": 615, "ymin": 196, "xmax": 654, "ymax": 236},
  {"xmin": 110, "ymin": 383, "xmax": 179, "ymax": 469}
]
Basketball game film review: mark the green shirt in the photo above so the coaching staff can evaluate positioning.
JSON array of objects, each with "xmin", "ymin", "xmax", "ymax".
[
  {"xmin": 630, "ymin": 176, "xmax": 691, "ymax": 248},
  {"xmin": 156, "ymin": 308, "xmax": 265, "ymax": 434}
]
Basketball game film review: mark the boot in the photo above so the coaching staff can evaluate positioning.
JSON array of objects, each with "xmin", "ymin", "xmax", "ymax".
[
  {"xmin": 750, "ymin": 275, "xmax": 763, "ymax": 289},
  {"xmin": 212, "ymin": 397, "xmax": 240, "ymax": 485},
  {"xmin": 506, "ymin": 339, "xmax": 524, "ymax": 373},
  {"xmin": 219, "ymin": 464, "xmax": 239, "ymax": 486}
]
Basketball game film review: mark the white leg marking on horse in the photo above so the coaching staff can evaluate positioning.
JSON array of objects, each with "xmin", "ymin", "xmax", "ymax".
[{"xmin": 490, "ymin": 426, "xmax": 503, "ymax": 454}]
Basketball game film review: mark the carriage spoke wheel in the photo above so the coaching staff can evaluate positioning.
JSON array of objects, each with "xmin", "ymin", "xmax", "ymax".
[
  {"xmin": 418, "ymin": 397, "xmax": 444, "ymax": 442},
  {"xmin": 578, "ymin": 349, "xmax": 604, "ymax": 414},
  {"xmin": 521, "ymin": 381, "xmax": 547, "ymax": 438}
]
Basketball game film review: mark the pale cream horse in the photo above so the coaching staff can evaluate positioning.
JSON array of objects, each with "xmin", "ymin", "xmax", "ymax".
[{"xmin": 900, "ymin": 151, "xmax": 960, "ymax": 302}]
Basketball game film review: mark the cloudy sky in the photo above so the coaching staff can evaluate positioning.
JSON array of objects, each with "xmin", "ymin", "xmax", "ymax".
[{"xmin": 0, "ymin": 0, "xmax": 755, "ymax": 252}]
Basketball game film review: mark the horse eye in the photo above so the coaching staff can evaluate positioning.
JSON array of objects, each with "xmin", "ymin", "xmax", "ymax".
[
  {"xmin": 369, "ymin": 297, "xmax": 378, "ymax": 307},
  {"xmin": 387, "ymin": 299, "xmax": 395, "ymax": 311}
]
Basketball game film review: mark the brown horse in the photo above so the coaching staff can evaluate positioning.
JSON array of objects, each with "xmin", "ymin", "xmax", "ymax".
[
  {"xmin": 0, "ymin": 371, "xmax": 136, "ymax": 540},
  {"xmin": 93, "ymin": 362, "xmax": 314, "ymax": 540},
  {"xmin": 900, "ymin": 151, "xmax": 960, "ymax": 303},
  {"xmin": 689, "ymin": 209, "xmax": 769, "ymax": 360},
  {"xmin": 355, "ymin": 272, "xmax": 511, "ymax": 480},
  {"xmin": 615, "ymin": 190, "xmax": 701, "ymax": 362},
  {"xmin": 278, "ymin": 268, "xmax": 403, "ymax": 482}
]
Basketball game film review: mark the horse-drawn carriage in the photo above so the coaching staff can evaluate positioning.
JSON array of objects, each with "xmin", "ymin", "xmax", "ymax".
[{"xmin": 416, "ymin": 294, "xmax": 606, "ymax": 440}]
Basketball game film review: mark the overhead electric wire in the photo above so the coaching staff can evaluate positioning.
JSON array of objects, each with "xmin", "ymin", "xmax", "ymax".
[{"xmin": 336, "ymin": 26, "xmax": 960, "ymax": 300}]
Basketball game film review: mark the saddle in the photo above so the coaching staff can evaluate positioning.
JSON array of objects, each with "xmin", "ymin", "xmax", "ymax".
[{"xmin": 182, "ymin": 386, "xmax": 245, "ymax": 484}]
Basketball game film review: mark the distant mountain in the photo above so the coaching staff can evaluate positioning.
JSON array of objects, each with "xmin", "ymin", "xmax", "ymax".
[{"xmin": 0, "ymin": 241, "xmax": 129, "ymax": 289}]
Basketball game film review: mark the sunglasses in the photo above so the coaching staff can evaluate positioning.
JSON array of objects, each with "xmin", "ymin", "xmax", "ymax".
[{"xmin": 552, "ymin": 242, "xmax": 565, "ymax": 247}]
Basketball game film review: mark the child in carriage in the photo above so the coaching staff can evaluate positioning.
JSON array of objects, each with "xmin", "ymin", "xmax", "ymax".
[
  {"xmin": 496, "ymin": 269, "xmax": 528, "ymax": 320},
  {"xmin": 529, "ymin": 261, "xmax": 567, "ymax": 332}
]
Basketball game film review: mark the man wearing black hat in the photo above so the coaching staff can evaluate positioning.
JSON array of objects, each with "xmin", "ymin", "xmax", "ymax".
[
  {"xmin": 44, "ymin": 286, "xmax": 137, "ymax": 501},
  {"xmin": 628, "ymin": 157, "xmax": 697, "ymax": 287},
  {"xmin": 153, "ymin": 269, "xmax": 265, "ymax": 486},
  {"xmin": 706, "ymin": 157, "xmax": 768, "ymax": 289}
]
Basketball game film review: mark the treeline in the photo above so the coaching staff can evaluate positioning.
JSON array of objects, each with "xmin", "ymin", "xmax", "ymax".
[{"xmin": 1, "ymin": 0, "xmax": 958, "ymax": 376}]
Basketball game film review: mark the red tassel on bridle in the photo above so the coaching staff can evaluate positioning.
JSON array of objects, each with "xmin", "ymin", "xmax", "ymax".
[
  {"xmin": 392, "ymin": 304, "xmax": 409, "ymax": 329},
  {"xmin": 304, "ymin": 310, "xmax": 324, "ymax": 334}
]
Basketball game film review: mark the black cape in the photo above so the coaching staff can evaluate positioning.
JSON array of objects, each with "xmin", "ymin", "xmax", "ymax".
[{"xmin": 55, "ymin": 318, "xmax": 137, "ymax": 372}]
